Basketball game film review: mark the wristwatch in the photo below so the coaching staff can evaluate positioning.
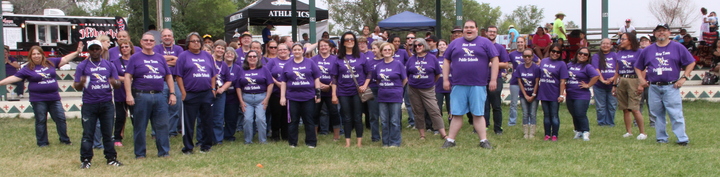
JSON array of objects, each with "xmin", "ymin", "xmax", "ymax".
[
  {"xmin": 532, "ymin": 93, "xmax": 537, "ymax": 96},
  {"xmin": 681, "ymin": 76, "xmax": 689, "ymax": 80},
  {"xmin": 169, "ymin": 92, "xmax": 175, "ymax": 95}
]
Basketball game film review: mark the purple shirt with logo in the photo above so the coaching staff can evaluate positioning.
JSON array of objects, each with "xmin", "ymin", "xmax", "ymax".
[
  {"xmin": 225, "ymin": 63, "xmax": 243, "ymax": 104},
  {"xmin": 435, "ymin": 59, "xmax": 451, "ymax": 93},
  {"xmin": 265, "ymin": 57, "xmax": 291, "ymax": 95},
  {"xmin": 311, "ymin": 54, "xmax": 337, "ymax": 97},
  {"xmin": 513, "ymin": 63, "xmax": 541, "ymax": 96},
  {"xmin": 239, "ymin": 67, "xmax": 274, "ymax": 94},
  {"xmin": 110, "ymin": 57, "xmax": 130, "ymax": 102},
  {"xmin": 492, "ymin": 43, "xmax": 511, "ymax": 80},
  {"xmin": 566, "ymin": 62, "xmax": 599, "ymax": 100},
  {"xmin": 14, "ymin": 58, "xmax": 62, "ymax": 102},
  {"xmin": 394, "ymin": 49, "xmax": 410, "ymax": 64},
  {"xmin": 366, "ymin": 58, "xmax": 384, "ymax": 88},
  {"xmin": 591, "ymin": 52, "xmax": 617, "ymax": 89},
  {"xmin": 278, "ymin": 58, "xmax": 320, "ymax": 101},
  {"xmin": 333, "ymin": 55, "xmax": 369, "ymax": 97},
  {"xmin": 126, "ymin": 52, "xmax": 172, "ymax": 92},
  {"xmin": 373, "ymin": 60, "xmax": 406, "ymax": 103},
  {"xmin": 109, "ymin": 46, "xmax": 143, "ymax": 61},
  {"xmin": 508, "ymin": 50, "xmax": 539, "ymax": 85},
  {"xmin": 634, "ymin": 42, "xmax": 695, "ymax": 82},
  {"xmin": 153, "ymin": 44, "xmax": 184, "ymax": 75},
  {"xmin": 174, "ymin": 50, "xmax": 216, "ymax": 92},
  {"xmin": 75, "ymin": 59, "xmax": 119, "ymax": 104},
  {"xmin": 443, "ymin": 36, "xmax": 499, "ymax": 86},
  {"xmin": 537, "ymin": 58, "xmax": 569, "ymax": 101},
  {"xmin": 214, "ymin": 60, "xmax": 234, "ymax": 89},
  {"xmin": 406, "ymin": 54, "xmax": 441, "ymax": 89},
  {"xmin": 616, "ymin": 49, "xmax": 643, "ymax": 75},
  {"xmin": 235, "ymin": 48, "xmax": 248, "ymax": 65}
]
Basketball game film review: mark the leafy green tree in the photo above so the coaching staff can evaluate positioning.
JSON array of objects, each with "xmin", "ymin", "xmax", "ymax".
[
  {"xmin": 327, "ymin": 0, "xmax": 411, "ymax": 35},
  {"xmin": 502, "ymin": 5, "xmax": 544, "ymax": 34}
]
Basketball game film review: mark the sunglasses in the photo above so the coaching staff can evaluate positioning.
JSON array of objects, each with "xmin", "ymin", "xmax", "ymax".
[
  {"xmin": 120, "ymin": 46, "xmax": 131, "ymax": 49},
  {"xmin": 578, "ymin": 52, "xmax": 589, "ymax": 57},
  {"xmin": 414, "ymin": 44, "xmax": 423, "ymax": 48},
  {"xmin": 187, "ymin": 40, "xmax": 201, "ymax": 43},
  {"xmin": 247, "ymin": 55, "xmax": 258, "ymax": 58},
  {"xmin": 550, "ymin": 50, "xmax": 561, "ymax": 54},
  {"xmin": 344, "ymin": 38, "xmax": 355, "ymax": 42},
  {"xmin": 522, "ymin": 55, "xmax": 533, "ymax": 58},
  {"xmin": 406, "ymin": 37, "xmax": 415, "ymax": 39},
  {"xmin": 142, "ymin": 39, "xmax": 155, "ymax": 42},
  {"xmin": 269, "ymin": 46, "xmax": 278, "ymax": 49}
]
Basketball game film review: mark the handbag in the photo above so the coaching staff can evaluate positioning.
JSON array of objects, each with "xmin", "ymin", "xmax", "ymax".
[
  {"xmin": 702, "ymin": 72, "xmax": 718, "ymax": 85},
  {"xmin": 345, "ymin": 59, "xmax": 374, "ymax": 102}
]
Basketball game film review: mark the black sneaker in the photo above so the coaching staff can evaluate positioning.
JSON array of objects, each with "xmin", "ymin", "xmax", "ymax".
[
  {"xmin": 677, "ymin": 142, "xmax": 688, "ymax": 146},
  {"xmin": 107, "ymin": 159, "xmax": 123, "ymax": 166},
  {"xmin": 495, "ymin": 131, "xmax": 503, "ymax": 135},
  {"xmin": 479, "ymin": 140, "xmax": 493, "ymax": 149},
  {"xmin": 441, "ymin": 140, "xmax": 456, "ymax": 149},
  {"xmin": 80, "ymin": 160, "xmax": 91, "ymax": 169},
  {"xmin": 200, "ymin": 149, "xmax": 211, "ymax": 153},
  {"xmin": 182, "ymin": 149, "xmax": 193, "ymax": 155}
]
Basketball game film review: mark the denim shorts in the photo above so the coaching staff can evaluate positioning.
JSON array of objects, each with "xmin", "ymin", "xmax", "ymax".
[{"xmin": 449, "ymin": 85, "xmax": 487, "ymax": 116}]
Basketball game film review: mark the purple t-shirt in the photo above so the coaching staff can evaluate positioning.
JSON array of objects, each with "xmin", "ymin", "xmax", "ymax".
[
  {"xmin": 616, "ymin": 49, "xmax": 643, "ymax": 75},
  {"xmin": 278, "ymin": 58, "xmax": 320, "ymax": 101},
  {"xmin": 126, "ymin": 52, "xmax": 172, "ymax": 92},
  {"xmin": 435, "ymin": 59, "xmax": 451, "ymax": 94},
  {"xmin": 406, "ymin": 54, "xmax": 441, "ymax": 89},
  {"xmin": 311, "ymin": 54, "xmax": 337, "ymax": 97},
  {"xmin": 74, "ymin": 59, "xmax": 119, "ymax": 104},
  {"xmin": 235, "ymin": 48, "xmax": 248, "ymax": 65},
  {"xmin": 153, "ymin": 44, "xmax": 184, "ymax": 75},
  {"xmin": 591, "ymin": 52, "xmax": 617, "ymax": 89},
  {"xmin": 508, "ymin": 50, "xmax": 539, "ymax": 85},
  {"xmin": 239, "ymin": 67, "xmax": 274, "ymax": 94},
  {"xmin": 537, "ymin": 58, "xmax": 569, "ymax": 101},
  {"xmin": 394, "ymin": 49, "xmax": 410, "ymax": 64},
  {"xmin": 5, "ymin": 56, "xmax": 18, "ymax": 76},
  {"xmin": 361, "ymin": 51, "xmax": 374, "ymax": 62},
  {"xmin": 110, "ymin": 57, "xmax": 130, "ymax": 102},
  {"xmin": 333, "ymin": 55, "xmax": 369, "ymax": 97},
  {"xmin": 635, "ymin": 42, "xmax": 695, "ymax": 83},
  {"xmin": 366, "ymin": 37, "xmax": 374, "ymax": 49},
  {"xmin": 225, "ymin": 63, "xmax": 243, "ymax": 104},
  {"xmin": 373, "ymin": 60, "xmax": 406, "ymax": 103},
  {"xmin": 443, "ymin": 36, "xmax": 499, "ymax": 86},
  {"xmin": 14, "ymin": 58, "xmax": 62, "ymax": 102},
  {"xmin": 109, "ymin": 46, "xmax": 143, "ymax": 60},
  {"xmin": 492, "ymin": 43, "xmax": 511, "ymax": 80},
  {"xmin": 566, "ymin": 62, "xmax": 599, "ymax": 100},
  {"xmin": 214, "ymin": 60, "xmax": 234, "ymax": 89},
  {"xmin": 265, "ymin": 57, "xmax": 291, "ymax": 95},
  {"xmin": 366, "ymin": 57, "xmax": 384, "ymax": 88},
  {"xmin": 174, "ymin": 50, "xmax": 216, "ymax": 92},
  {"xmin": 513, "ymin": 63, "xmax": 541, "ymax": 96}
]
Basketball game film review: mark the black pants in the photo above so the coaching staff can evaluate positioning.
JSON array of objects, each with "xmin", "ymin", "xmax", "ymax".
[
  {"xmin": 315, "ymin": 96, "xmax": 341, "ymax": 132},
  {"xmin": 182, "ymin": 91, "xmax": 214, "ymax": 152},
  {"xmin": 80, "ymin": 101, "xmax": 116, "ymax": 162},
  {"xmin": 288, "ymin": 99, "xmax": 317, "ymax": 146},
  {"xmin": 339, "ymin": 95, "xmax": 363, "ymax": 138},
  {"xmin": 269, "ymin": 95, "xmax": 289, "ymax": 140},
  {"xmin": 113, "ymin": 101, "xmax": 133, "ymax": 142},
  {"xmin": 484, "ymin": 79, "xmax": 503, "ymax": 132}
]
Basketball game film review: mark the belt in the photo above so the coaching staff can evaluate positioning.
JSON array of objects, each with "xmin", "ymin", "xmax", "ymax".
[
  {"xmin": 245, "ymin": 92, "xmax": 265, "ymax": 94},
  {"xmin": 650, "ymin": 81, "xmax": 676, "ymax": 85},
  {"xmin": 620, "ymin": 74, "xmax": 638, "ymax": 78},
  {"xmin": 133, "ymin": 89, "xmax": 162, "ymax": 94}
]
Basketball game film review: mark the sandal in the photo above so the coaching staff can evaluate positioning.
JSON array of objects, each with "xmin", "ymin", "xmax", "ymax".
[{"xmin": 419, "ymin": 136, "xmax": 426, "ymax": 140}]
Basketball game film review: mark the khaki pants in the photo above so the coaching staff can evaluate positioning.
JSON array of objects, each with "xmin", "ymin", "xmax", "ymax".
[{"xmin": 408, "ymin": 86, "xmax": 445, "ymax": 131}]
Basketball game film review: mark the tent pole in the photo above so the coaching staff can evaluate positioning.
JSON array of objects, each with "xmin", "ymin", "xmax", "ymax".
[
  {"xmin": 0, "ymin": 13, "xmax": 6, "ymax": 96},
  {"xmin": 455, "ymin": 0, "xmax": 462, "ymax": 26},
  {"xmin": 291, "ymin": 0, "xmax": 297, "ymax": 42},
  {"xmin": 435, "ymin": 0, "xmax": 441, "ymax": 39},
  {"xmin": 143, "ymin": 0, "xmax": 149, "ymax": 32},
  {"xmin": 310, "ymin": 0, "xmax": 316, "ymax": 43}
]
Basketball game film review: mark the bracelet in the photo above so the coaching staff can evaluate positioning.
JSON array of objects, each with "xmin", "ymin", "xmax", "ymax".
[{"xmin": 169, "ymin": 92, "xmax": 175, "ymax": 95}]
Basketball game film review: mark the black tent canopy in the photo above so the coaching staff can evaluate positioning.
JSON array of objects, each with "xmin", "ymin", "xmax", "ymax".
[{"xmin": 224, "ymin": 0, "xmax": 329, "ymax": 41}]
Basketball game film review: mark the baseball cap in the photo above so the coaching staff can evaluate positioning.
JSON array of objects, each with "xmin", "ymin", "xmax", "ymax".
[
  {"xmin": 203, "ymin": 34, "xmax": 213, "ymax": 39},
  {"xmin": 86, "ymin": 40, "xmax": 102, "ymax": 50},
  {"xmin": 452, "ymin": 26, "xmax": 462, "ymax": 33},
  {"xmin": 240, "ymin": 31, "xmax": 252, "ymax": 38},
  {"xmin": 426, "ymin": 35, "xmax": 438, "ymax": 42},
  {"xmin": 653, "ymin": 23, "xmax": 669, "ymax": 32},
  {"xmin": 625, "ymin": 19, "xmax": 631, "ymax": 22}
]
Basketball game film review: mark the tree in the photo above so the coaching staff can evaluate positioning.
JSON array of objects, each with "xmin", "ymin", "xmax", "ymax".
[
  {"xmin": 648, "ymin": 0, "xmax": 699, "ymax": 27},
  {"xmin": 502, "ymin": 5, "xmax": 544, "ymax": 34},
  {"xmin": 566, "ymin": 20, "xmax": 579, "ymax": 29},
  {"xmin": 76, "ymin": 0, "xmax": 130, "ymax": 17},
  {"xmin": 327, "ymin": 0, "xmax": 411, "ymax": 35},
  {"xmin": 463, "ymin": 1, "xmax": 502, "ymax": 30},
  {"xmin": 8, "ymin": 0, "xmax": 79, "ymax": 15}
]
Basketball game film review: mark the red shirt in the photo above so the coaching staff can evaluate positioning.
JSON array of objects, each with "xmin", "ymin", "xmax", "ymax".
[{"xmin": 533, "ymin": 34, "xmax": 552, "ymax": 48}]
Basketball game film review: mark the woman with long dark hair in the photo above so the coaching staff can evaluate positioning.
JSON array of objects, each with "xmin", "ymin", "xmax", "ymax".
[
  {"xmin": 537, "ymin": 44, "xmax": 568, "ymax": 141},
  {"xmin": 566, "ymin": 47, "xmax": 600, "ymax": 141},
  {"xmin": 332, "ymin": 31, "xmax": 370, "ymax": 147},
  {"xmin": 435, "ymin": 39, "xmax": 451, "ymax": 123},
  {"xmin": 613, "ymin": 33, "xmax": 647, "ymax": 140},
  {"xmin": 592, "ymin": 38, "xmax": 618, "ymax": 127}
]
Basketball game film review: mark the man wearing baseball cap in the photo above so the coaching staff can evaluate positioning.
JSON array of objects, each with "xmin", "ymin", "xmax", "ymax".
[
  {"xmin": 634, "ymin": 23, "xmax": 694, "ymax": 146},
  {"xmin": 619, "ymin": 19, "xmax": 636, "ymax": 35},
  {"xmin": 235, "ymin": 31, "xmax": 252, "ymax": 63},
  {"xmin": 451, "ymin": 26, "xmax": 463, "ymax": 41}
]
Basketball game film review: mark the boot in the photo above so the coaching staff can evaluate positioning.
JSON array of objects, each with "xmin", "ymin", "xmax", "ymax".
[
  {"xmin": 529, "ymin": 125, "xmax": 536, "ymax": 138},
  {"xmin": 522, "ymin": 125, "xmax": 529, "ymax": 139}
]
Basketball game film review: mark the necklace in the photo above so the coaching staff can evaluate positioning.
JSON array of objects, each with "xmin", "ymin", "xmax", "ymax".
[{"xmin": 90, "ymin": 59, "xmax": 102, "ymax": 68}]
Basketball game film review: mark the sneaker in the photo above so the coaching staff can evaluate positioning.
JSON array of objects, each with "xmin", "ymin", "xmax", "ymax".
[
  {"xmin": 433, "ymin": 131, "xmax": 440, "ymax": 135},
  {"xmin": 200, "ymin": 149, "xmax": 211, "ymax": 153},
  {"xmin": 582, "ymin": 132, "xmax": 590, "ymax": 141},
  {"xmin": 107, "ymin": 159, "xmax": 123, "ymax": 166},
  {"xmin": 623, "ymin": 133, "xmax": 633, "ymax": 138},
  {"xmin": 544, "ymin": 135, "xmax": 551, "ymax": 141},
  {"xmin": 551, "ymin": 136, "xmax": 558, "ymax": 141},
  {"xmin": 182, "ymin": 150, "xmax": 193, "ymax": 155},
  {"xmin": 405, "ymin": 125, "xmax": 413, "ymax": 129},
  {"xmin": 441, "ymin": 140, "xmax": 456, "ymax": 149},
  {"xmin": 676, "ymin": 142, "xmax": 688, "ymax": 146},
  {"xmin": 479, "ymin": 140, "xmax": 493, "ymax": 149},
  {"xmin": 114, "ymin": 142, "xmax": 123, "ymax": 147},
  {"xmin": 656, "ymin": 139, "xmax": 668, "ymax": 144},
  {"xmin": 80, "ymin": 160, "xmax": 91, "ymax": 169},
  {"xmin": 636, "ymin": 134, "xmax": 647, "ymax": 140},
  {"xmin": 290, "ymin": 145, "xmax": 296, "ymax": 148},
  {"xmin": 494, "ymin": 131, "xmax": 503, "ymax": 135},
  {"xmin": 573, "ymin": 131, "xmax": 582, "ymax": 139},
  {"xmin": 308, "ymin": 145, "xmax": 315, "ymax": 149}
]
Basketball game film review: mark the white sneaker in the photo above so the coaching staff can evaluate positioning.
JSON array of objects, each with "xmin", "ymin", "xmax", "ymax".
[
  {"xmin": 622, "ymin": 133, "xmax": 633, "ymax": 138},
  {"xmin": 637, "ymin": 133, "xmax": 647, "ymax": 140},
  {"xmin": 582, "ymin": 132, "xmax": 590, "ymax": 141},
  {"xmin": 573, "ymin": 131, "xmax": 582, "ymax": 139}
]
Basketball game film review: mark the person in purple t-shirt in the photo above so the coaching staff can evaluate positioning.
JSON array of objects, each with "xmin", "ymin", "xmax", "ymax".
[
  {"xmin": 508, "ymin": 37, "xmax": 539, "ymax": 127},
  {"xmin": 311, "ymin": 39, "xmax": 342, "ymax": 141},
  {"xmin": 332, "ymin": 32, "xmax": 370, "ymax": 148},
  {"xmin": 591, "ymin": 38, "xmax": 618, "ymax": 127},
  {"xmin": 480, "ymin": 26, "xmax": 510, "ymax": 134},
  {"xmin": 174, "ymin": 32, "xmax": 216, "ymax": 153},
  {"xmin": 200, "ymin": 40, "xmax": 233, "ymax": 145},
  {"xmin": 406, "ymin": 38, "xmax": 447, "ymax": 140},
  {"xmin": 634, "ymin": 24, "xmax": 695, "ymax": 146},
  {"xmin": 235, "ymin": 31, "xmax": 252, "ymax": 63},
  {"xmin": 124, "ymin": 33, "xmax": 176, "ymax": 158},
  {"xmin": 110, "ymin": 40, "xmax": 135, "ymax": 147},
  {"xmin": 239, "ymin": 50, "xmax": 273, "ymax": 144},
  {"xmin": 109, "ymin": 30, "xmax": 142, "ymax": 61},
  {"xmin": 514, "ymin": 49, "xmax": 541, "ymax": 139},
  {"xmin": 4, "ymin": 46, "xmax": 22, "ymax": 97},
  {"xmin": 73, "ymin": 41, "xmax": 123, "ymax": 168},
  {"xmin": 154, "ymin": 28, "xmax": 185, "ymax": 137},
  {"xmin": 279, "ymin": 43, "xmax": 321, "ymax": 148},
  {"xmin": 440, "ymin": 20, "xmax": 499, "ymax": 149},
  {"xmin": 537, "ymin": 44, "xmax": 568, "ymax": 141},
  {"xmin": 435, "ymin": 39, "xmax": 451, "ymax": 121},
  {"xmin": 374, "ymin": 42, "xmax": 407, "ymax": 147},
  {"xmin": 565, "ymin": 48, "xmax": 600, "ymax": 141},
  {"xmin": 365, "ymin": 41, "xmax": 385, "ymax": 142},
  {"xmin": 613, "ymin": 33, "xmax": 647, "ymax": 140},
  {"xmin": 0, "ymin": 46, "xmax": 75, "ymax": 147},
  {"xmin": 388, "ymin": 35, "xmax": 416, "ymax": 128},
  {"xmin": 222, "ymin": 47, "xmax": 244, "ymax": 142},
  {"xmin": 265, "ymin": 43, "xmax": 291, "ymax": 141}
]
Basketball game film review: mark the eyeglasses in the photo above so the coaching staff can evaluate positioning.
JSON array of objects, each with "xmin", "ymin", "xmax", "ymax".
[
  {"xmin": 142, "ymin": 39, "xmax": 155, "ymax": 42},
  {"xmin": 406, "ymin": 37, "xmax": 415, "ymax": 39},
  {"xmin": 550, "ymin": 50, "xmax": 561, "ymax": 54},
  {"xmin": 578, "ymin": 52, "xmax": 589, "ymax": 57},
  {"xmin": 120, "ymin": 46, "xmax": 131, "ymax": 49},
  {"xmin": 188, "ymin": 40, "xmax": 201, "ymax": 43},
  {"xmin": 269, "ymin": 46, "xmax": 278, "ymax": 49},
  {"xmin": 278, "ymin": 48, "xmax": 288, "ymax": 51},
  {"xmin": 382, "ymin": 49, "xmax": 393, "ymax": 51},
  {"xmin": 247, "ymin": 55, "xmax": 258, "ymax": 58},
  {"xmin": 522, "ymin": 55, "xmax": 533, "ymax": 58}
]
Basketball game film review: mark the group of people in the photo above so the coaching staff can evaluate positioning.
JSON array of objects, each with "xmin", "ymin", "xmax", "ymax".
[{"xmin": 0, "ymin": 17, "xmax": 697, "ymax": 169}]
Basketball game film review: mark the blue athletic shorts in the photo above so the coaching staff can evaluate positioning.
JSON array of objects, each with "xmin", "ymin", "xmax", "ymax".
[{"xmin": 449, "ymin": 85, "xmax": 487, "ymax": 116}]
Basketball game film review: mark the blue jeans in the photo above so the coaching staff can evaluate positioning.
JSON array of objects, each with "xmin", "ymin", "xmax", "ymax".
[
  {"xmin": 182, "ymin": 91, "xmax": 214, "ymax": 152},
  {"xmin": 403, "ymin": 85, "xmax": 415, "ymax": 126},
  {"xmin": 164, "ymin": 81, "xmax": 183, "ymax": 136},
  {"xmin": 288, "ymin": 99, "xmax": 317, "ymax": 146},
  {"xmin": 30, "ymin": 101, "xmax": 71, "ymax": 146},
  {"xmin": 567, "ymin": 99, "xmax": 590, "ymax": 132},
  {"xmin": 211, "ymin": 92, "xmax": 226, "ymax": 144},
  {"xmin": 541, "ymin": 101, "xmax": 560, "ymax": 136},
  {"xmin": 80, "ymin": 101, "xmax": 116, "ymax": 161},
  {"xmin": 509, "ymin": 85, "xmax": 520, "ymax": 125},
  {"xmin": 93, "ymin": 121, "xmax": 102, "ymax": 149},
  {"xmin": 648, "ymin": 85, "xmax": 689, "ymax": 143},
  {"xmin": 132, "ymin": 92, "xmax": 170, "ymax": 158},
  {"xmin": 339, "ymin": 95, "xmax": 363, "ymax": 138},
  {"xmin": 366, "ymin": 87, "xmax": 381, "ymax": 141},
  {"xmin": 379, "ymin": 102, "xmax": 402, "ymax": 146},
  {"xmin": 520, "ymin": 96, "xmax": 538, "ymax": 125},
  {"xmin": 243, "ymin": 93, "xmax": 268, "ymax": 144},
  {"xmin": 593, "ymin": 86, "xmax": 617, "ymax": 126}
]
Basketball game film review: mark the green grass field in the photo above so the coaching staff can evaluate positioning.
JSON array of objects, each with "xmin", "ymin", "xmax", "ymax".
[{"xmin": 0, "ymin": 100, "xmax": 717, "ymax": 176}]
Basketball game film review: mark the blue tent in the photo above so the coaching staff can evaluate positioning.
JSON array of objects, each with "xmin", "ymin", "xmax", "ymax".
[{"xmin": 378, "ymin": 11, "xmax": 436, "ymax": 31}]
